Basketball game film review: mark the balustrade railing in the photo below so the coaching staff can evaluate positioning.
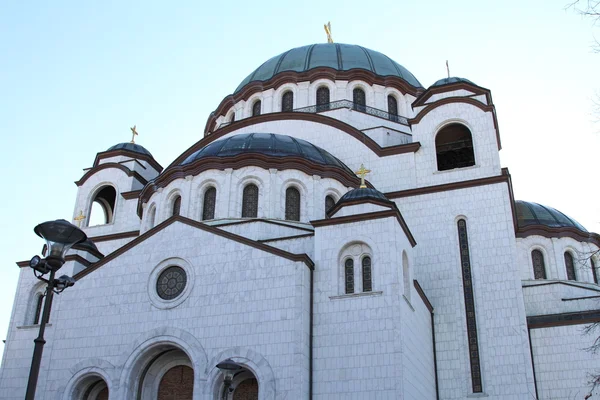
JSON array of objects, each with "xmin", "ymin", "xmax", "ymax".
[{"xmin": 293, "ymin": 100, "xmax": 409, "ymax": 125}]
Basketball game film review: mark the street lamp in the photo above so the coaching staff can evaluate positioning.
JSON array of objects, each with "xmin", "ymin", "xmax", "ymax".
[
  {"xmin": 216, "ymin": 359, "xmax": 242, "ymax": 400},
  {"xmin": 24, "ymin": 219, "xmax": 86, "ymax": 400}
]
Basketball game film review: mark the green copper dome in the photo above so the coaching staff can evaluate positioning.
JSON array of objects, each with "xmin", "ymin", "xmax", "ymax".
[
  {"xmin": 235, "ymin": 43, "xmax": 423, "ymax": 93},
  {"xmin": 515, "ymin": 200, "xmax": 588, "ymax": 232}
]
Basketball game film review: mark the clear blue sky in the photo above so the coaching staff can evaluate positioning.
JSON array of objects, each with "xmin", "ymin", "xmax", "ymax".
[{"xmin": 0, "ymin": 0, "xmax": 598, "ymax": 359}]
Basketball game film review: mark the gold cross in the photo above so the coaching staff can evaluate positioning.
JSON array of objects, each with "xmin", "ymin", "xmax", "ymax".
[
  {"xmin": 324, "ymin": 22, "xmax": 333, "ymax": 43},
  {"xmin": 74, "ymin": 210, "xmax": 86, "ymax": 227},
  {"xmin": 130, "ymin": 125, "xmax": 138, "ymax": 143},
  {"xmin": 355, "ymin": 164, "xmax": 371, "ymax": 188}
]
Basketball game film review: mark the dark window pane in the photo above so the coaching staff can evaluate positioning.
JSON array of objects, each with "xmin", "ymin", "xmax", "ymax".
[
  {"xmin": 436, "ymin": 124, "xmax": 475, "ymax": 171},
  {"xmin": 362, "ymin": 256, "xmax": 372, "ymax": 292},
  {"xmin": 387, "ymin": 95, "xmax": 399, "ymax": 122},
  {"xmin": 316, "ymin": 87, "xmax": 330, "ymax": 112},
  {"xmin": 282, "ymin": 91, "xmax": 294, "ymax": 112},
  {"xmin": 34, "ymin": 294, "xmax": 44, "ymax": 325},
  {"xmin": 172, "ymin": 196, "xmax": 181, "ymax": 217},
  {"xmin": 592, "ymin": 259, "xmax": 598, "ymax": 285},
  {"xmin": 325, "ymin": 195, "xmax": 336, "ymax": 216},
  {"xmin": 345, "ymin": 258, "xmax": 354, "ymax": 294},
  {"xmin": 353, "ymin": 88, "xmax": 366, "ymax": 112},
  {"xmin": 242, "ymin": 184, "xmax": 258, "ymax": 218},
  {"xmin": 285, "ymin": 187, "xmax": 301, "ymax": 221},
  {"xmin": 532, "ymin": 250, "xmax": 547, "ymax": 279},
  {"xmin": 565, "ymin": 252, "xmax": 576, "ymax": 281},
  {"xmin": 230, "ymin": 112, "xmax": 235, "ymax": 122},
  {"xmin": 156, "ymin": 266, "xmax": 187, "ymax": 300},
  {"xmin": 202, "ymin": 187, "xmax": 216, "ymax": 221},
  {"xmin": 252, "ymin": 100, "xmax": 261, "ymax": 117}
]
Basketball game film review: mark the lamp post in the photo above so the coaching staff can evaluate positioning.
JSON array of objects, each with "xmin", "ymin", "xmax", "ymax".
[
  {"xmin": 216, "ymin": 359, "xmax": 242, "ymax": 400},
  {"xmin": 24, "ymin": 219, "xmax": 86, "ymax": 400}
]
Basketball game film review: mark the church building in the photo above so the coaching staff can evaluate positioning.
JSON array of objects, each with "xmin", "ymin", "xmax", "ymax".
[{"xmin": 1, "ymin": 40, "xmax": 599, "ymax": 400}]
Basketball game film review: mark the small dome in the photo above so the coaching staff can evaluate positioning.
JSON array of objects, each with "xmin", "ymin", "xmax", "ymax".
[
  {"xmin": 337, "ymin": 187, "xmax": 393, "ymax": 205},
  {"xmin": 515, "ymin": 200, "xmax": 587, "ymax": 232},
  {"xmin": 107, "ymin": 142, "xmax": 153, "ymax": 157},
  {"xmin": 430, "ymin": 77, "xmax": 475, "ymax": 88},
  {"xmin": 235, "ymin": 43, "xmax": 422, "ymax": 93},
  {"xmin": 181, "ymin": 133, "xmax": 352, "ymax": 173}
]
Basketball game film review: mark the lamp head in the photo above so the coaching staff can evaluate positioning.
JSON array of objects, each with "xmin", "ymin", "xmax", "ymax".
[
  {"xmin": 34, "ymin": 219, "xmax": 87, "ymax": 270},
  {"xmin": 54, "ymin": 275, "xmax": 75, "ymax": 293},
  {"xmin": 216, "ymin": 359, "xmax": 242, "ymax": 382}
]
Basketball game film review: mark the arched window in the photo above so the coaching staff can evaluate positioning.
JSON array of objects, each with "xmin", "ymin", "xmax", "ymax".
[
  {"xmin": 402, "ymin": 252, "xmax": 410, "ymax": 300},
  {"xmin": 252, "ymin": 100, "xmax": 261, "ymax": 117},
  {"xmin": 435, "ymin": 123, "xmax": 475, "ymax": 171},
  {"xmin": 387, "ymin": 95, "xmax": 399, "ymax": 122},
  {"xmin": 325, "ymin": 195, "xmax": 336, "ymax": 216},
  {"xmin": 242, "ymin": 184, "xmax": 258, "ymax": 218},
  {"xmin": 531, "ymin": 250, "xmax": 547, "ymax": 279},
  {"xmin": 345, "ymin": 258, "xmax": 354, "ymax": 294},
  {"xmin": 353, "ymin": 87, "xmax": 366, "ymax": 112},
  {"xmin": 316, "ymin": 86, "xmax": 330, "ymax": 112},
  {"xmin": 592, "ymin": 258, "xmax": 598, "ymax": 284},
  {"xmin": 282, "ymin": 91, "xmax": 294, "ymax": 112},
  {"xmin": 285, "ymin": 187, "xmax": 301, "ymax": 221},
  {"xmin": 146, "ymin": 206, "xmax": 156, "ymax": 229},
  {"xmin": 362, "ymin": 256, "xmax": 372, "ymax": 292},
  {"xmin": 89, "ymin": 186, "xmax": 117, "ymax": 226},
  {"xmin": 230, "ymin": 111, "xmax": 235, "ymax": 122},
  {"xmin": 564, "ymin": 252, "xmax": 576, "ymax": 281},
  {"xmin": 202, "ymin": 187, "xmax": 216, "ymax": 221},
  {"xmin": 33, "ymin": 294, "xmax": 44, "ymax": 325},
  {"xmin": 172, "ymin": 196, "xmax": 181, "ymax": 217}
]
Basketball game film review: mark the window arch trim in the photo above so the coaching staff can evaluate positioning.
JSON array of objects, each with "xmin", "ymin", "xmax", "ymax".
[
  {"xmin": 531, "ymin": 248, "xmax": 547, "ymax": 280},
  {"xmin": 435, "ymin": 122, "xmax": 476, "ymax": 171}
]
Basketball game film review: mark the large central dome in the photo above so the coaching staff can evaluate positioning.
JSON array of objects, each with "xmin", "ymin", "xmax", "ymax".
[{"xmin": 235, "ymin": 43, "xmax": 422, "ymax": 93}]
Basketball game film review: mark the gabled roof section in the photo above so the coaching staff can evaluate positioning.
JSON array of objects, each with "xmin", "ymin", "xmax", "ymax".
[{"xmin": 73, "ymin": 216, "xmax": 314, "ymax": 280}]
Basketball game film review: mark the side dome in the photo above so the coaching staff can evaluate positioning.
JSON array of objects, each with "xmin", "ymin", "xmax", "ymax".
[
  {"xmin": 515, "ymin": 200, "xmax": 587, "ymax": 232},
  {"xmin": 107, "ymin": 142, "xmax": 153, "ymax": 158},
  {"xmin": 430, "ymin": 77, "xmax": 476, "ymax": 88},
  {"xmin": 235, "ymin": 43, "xmax": 422, "ymax": 93},
  {"xmin": 181, "ymin": 133, "xmax": 352, "ymax": 173},
  {"xmin": 337, "ymin": 187, "xmax": 393, "ymax": 205}
]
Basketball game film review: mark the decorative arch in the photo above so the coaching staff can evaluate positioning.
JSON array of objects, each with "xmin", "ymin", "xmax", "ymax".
[
  {"xmin": 164, "ymin": 189, "xmax": 184, "ymax": 219},
  {"xmin": 281, "ymin": 178, "xmax": 308, "ymax": 221},
  {"xmin": 117, "ymin": 326, "xmax": 208, "ymax": 400},
  {"xmin": 252, "ymin": 100, "xmax": 262, "ymax": 117},
  {"xmin": 273, "ymin": 84, "xmax": 297, "ymax": 112},
  {"xmin": 237, "ymin": 176, "xmax": 264, "ymax": 218},
  {"xmin": 205, "ymin": 347, "xmax": 276, "ymax": 400},
  {"xmin": 531, "ymin": 248, "xmax": 547, "ymax": 280},
  {"xmin": 435, "ymin": 122, "xmax": 475, "ymax": 171},
  {"xmin": 338, "ymin": 241, "xmax": 374, "ymax": 294},
  {"xmin": 26, "ymin": 282, "xmax": 47, "ymax": 326},
  {"xmin": 87, "ymin": 183, "xmax": 118, "ymax": 226},
  {"xmin": 564, "ymin": 250, "xmax": 577, "ymax": 281},
  {"xmin": 145, "ymin": 203, "xmax": 157, "ymax": 231},
  {"xmin": 60, "ymin": 358, "xmax": 115, "ymax": 400}
]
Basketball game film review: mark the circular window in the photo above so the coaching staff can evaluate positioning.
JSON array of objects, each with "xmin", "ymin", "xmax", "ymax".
[{"xmin": 156, "ymin": 266, "xmax": 187, "ymax": 300}]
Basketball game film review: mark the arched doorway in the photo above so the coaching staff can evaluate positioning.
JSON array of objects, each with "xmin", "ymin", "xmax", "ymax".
[
  {"xmin": 139, "ymin": 347, "xmax": 194, "ymax": 400},
  {"xmin": 158, "ymin": 365, "xmax": 194, "ymax": 400},
  {"xmin": 71, "ymin": 375, "xmax": 109, "ymax": 400},
  {"xmin": 219, "ymin": 366, "xmax": 259, "ymax": 400}
]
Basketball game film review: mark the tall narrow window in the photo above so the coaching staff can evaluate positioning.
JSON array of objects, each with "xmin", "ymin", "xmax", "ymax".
[
  {"xmin": 345, "ymin": 258, "xmax": 354, "ymax": 294},
  {"xmin": 285, "ymin": 187, "xmax": 301, "ymax": 221},
  {"xmin": 531, "ymin": 250, "xmax": 547, "ymax": 279},
  {"xmin": 592, "ymin": 259, "xmax": 598, "ymax": 285},
  {"xmin": 89, "ymin": 185, "xmax": 117, "ymax": 226},
  {"xmin": 564, "ymin": 252, "xmax": 576, "ymax": 281},
  {"xmin": 252, "ymin": 100, "xmax": 261, "ymax": 117},
  {"xmin": 387, "ymin": 95, "xmax": 399, "ymax": 122},
  {"xmin": 353, "ymin": 88, "xmax": 366, "ymax": 112},
  {"xmin": 242, "ymin": 184, "xmax": 258, "ymax": 218},
  {"xmin": 325, "ymin": 195, "xmax": 335, "ymax": 216},
  {"xmin": 457, "ymin": 219, "xmax": 482, "ymax": 393},
  {"xmin": 172, "ymin": 196, "xmax": 181, "ymax": 217},
  {"xmin": 282, "ymin": 91, "xmax": 294, "ymax": 112},
  {"xmin": 33, "ymin": 294, "xmax": 44, "ymax": 325},
  {"xmin": 202, "ymin": 187, "xmax": 217, "ymax": 221},
  {"xmin": 230, "ymin": 112, "xmax": 235, "ymax": 122},
  {"xmin": 436, "ymin": 124, "xmax": 475, "ymax": 171},
  {"xmin": 362, "ymin": 256, "xmax": 372, "ymax": 292},
  {"xmin": 402, "ymin": 251, "xmax": 411, "ymax": 300},
  {"xmin": 147, "ymin": 206, "xmax": 156, "ymax": 229},
  {"xmin": 316, "ymin": 87, "xmax": 330, "ymax": 112}
]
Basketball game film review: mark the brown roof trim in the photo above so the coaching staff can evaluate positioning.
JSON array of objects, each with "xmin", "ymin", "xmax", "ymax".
[
  {"xmin": 562, "ymin": 295, "xmax": 600, "ymax": 301},
  {"xmin": 311, "ymin": 209, "xmax": 417, "ymax": 247},
  {"xmin": 214, "ymin": 218, "xmax": 314, "ymax": 233},
  {"xmin": 527, "ymin": 309, "xmax": 600, "ymax": 329},
  {"xmin": 412, "ymin": 81, "xmax": 492, "ymax": 108},
  {"xmin": 121, "ymin": 190, "xmax": 142, "ymax": 200},
  {"xmin": 258, "ymin": 233, "xmax": 315, "ymax": 243},
  {"xmin": 410, "ymin": 96, "xmax": 501, "ymax": 150},
  {"xmin": 413, "ymin": 279, "xmax": 434, "ymax": 313},
  {"xmin": 177, "ymin": 112, "xmax": 420, "ymax": 169},
  {"xmin": 384, "ymin": 169, "xmax": 510, "ymax": 199},
  {"xmin": 94, "ymin": 149, "xmax": 163, "ymax": 172},
  {"xmin": 138, "ymin": 153, "xmax": 371, "ymax": 217},
  {"xmin": 88, "ymin": 230, "xmax": 140, "ymax": 242},
  {"xmin": 516, "ymin": 225, "xmax": 600, "ymax": 247},
  {"xmin": 75, "ymin": 163, "xmax": 148, "ymax": 187},
  {"xmin": 16, "ymin": 254, "xmax": 92, "ymax": 269},
  {"xmin": 74, "ymin": 215, "xmax": 313, "ymax": 280},
  {"xmin": 522, "ymin": 280, "xmax": 600, "ymax": 292},
  {"xmin": 361, "ymin": 125, "xmax": 413, "ymax": 136},
  {"xmin": 207, "ymin": 67, "xmax": 424, "ymax": 131},
  {"xmin": 326, "ymin": 197, "xmax": 395, "ymax": 219}
]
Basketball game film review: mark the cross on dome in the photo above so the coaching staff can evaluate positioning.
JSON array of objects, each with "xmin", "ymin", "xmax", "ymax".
[
  {"xmin": 130, "ymin": 125, "xmax": 139, "ymax": 143},
  {"xmin": 355, "ymin": 164, "xmax": 371, "ymax": 188}
]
